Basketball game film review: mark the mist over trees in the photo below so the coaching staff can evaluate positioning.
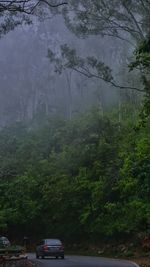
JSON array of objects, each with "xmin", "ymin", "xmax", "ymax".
[
  {"xmin": 0, "ymin": 0, "xmax": 150, "ymax": 250},
  {"xmin": 0, "ymin": 2, "xmax": 143, "ymax": 126}
]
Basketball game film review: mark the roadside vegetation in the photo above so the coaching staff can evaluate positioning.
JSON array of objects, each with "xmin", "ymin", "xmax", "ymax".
[{"xmin": 0, "ymin": 101, "xmax": 149, "ymax": 244}]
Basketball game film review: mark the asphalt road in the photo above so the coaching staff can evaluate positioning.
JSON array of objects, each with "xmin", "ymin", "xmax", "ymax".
[{"xmin": 28, "ymin": 253, "xmax": 139, "ymax": 267}]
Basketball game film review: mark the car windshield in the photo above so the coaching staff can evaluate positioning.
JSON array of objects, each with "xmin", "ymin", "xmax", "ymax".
[{"xmin": 46, "ymin": 239, "xmax": 61, "ymax": 245}]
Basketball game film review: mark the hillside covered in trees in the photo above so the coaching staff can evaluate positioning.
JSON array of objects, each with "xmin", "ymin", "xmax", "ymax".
[
  {"xmin": 0, "ymin": 105, "xmax": 149, "ymax": 245},
  {"xmin": 0, "ymin": 0, "xmax": 150, "ymax": 257}
]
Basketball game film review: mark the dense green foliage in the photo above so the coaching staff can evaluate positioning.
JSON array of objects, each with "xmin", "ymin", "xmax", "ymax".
[
  {"xmin": 0, "ymin": 0, "xmax": 150, "ymax": 247},
  {"xmin": 130, "ymin": 34, "xmax": 150, "ymax": 125},
  {"xmin": 0, "ymin": 107, "xmax": 149, "ymax": 243}
]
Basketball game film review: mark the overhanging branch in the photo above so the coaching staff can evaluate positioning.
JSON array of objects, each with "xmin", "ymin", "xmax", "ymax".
[{"xmin": 71, "ymin": 66, "xmax": 144, "ymax": 93}]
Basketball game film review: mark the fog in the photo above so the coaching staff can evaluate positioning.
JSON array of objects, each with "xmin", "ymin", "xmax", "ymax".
[{"xmin": 0, "ymin": 14, "xmax": 139, "ymax": 127}]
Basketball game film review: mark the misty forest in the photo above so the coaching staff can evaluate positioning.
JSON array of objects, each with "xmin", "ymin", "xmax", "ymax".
[{"xmin": 0, "ymin": 0, "xmax": 150, "ymax": 251}]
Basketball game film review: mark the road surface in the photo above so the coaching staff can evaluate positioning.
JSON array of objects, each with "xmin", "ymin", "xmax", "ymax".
[{"xmin": 28, "ymin": 253, "xmax": 139, "ymax": 267}]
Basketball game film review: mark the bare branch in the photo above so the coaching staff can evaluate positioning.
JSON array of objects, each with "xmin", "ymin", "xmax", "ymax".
[{"xmin": 122, "ymin": 2, "xmax": 144, "ymax": 39}]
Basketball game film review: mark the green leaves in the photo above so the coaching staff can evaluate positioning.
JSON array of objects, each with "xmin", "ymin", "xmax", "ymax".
[
  {"xmin": 0, "ymin": 108, "xmax": 149, "ymax": 241},
  {"xmin": 130, "ymin": 35, "xmax": 150, "ymax": 125},
  {"xmin": 48, "ymin": 43, "xmax": 114, "ymax": 87}
]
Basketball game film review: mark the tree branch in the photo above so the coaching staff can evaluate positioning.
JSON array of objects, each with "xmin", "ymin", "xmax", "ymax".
[
  {"xmin": 0, "ymin": 0, "xmax": 68, "ymax": 13},
  {"xmin": 71, "ymin": 66, "xmax": 144, "ymax": 93}
]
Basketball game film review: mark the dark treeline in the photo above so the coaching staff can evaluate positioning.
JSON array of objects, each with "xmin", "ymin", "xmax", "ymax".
[{"xmin": 0, "ymin": 105, "xmax": 149, "ymax": 244}]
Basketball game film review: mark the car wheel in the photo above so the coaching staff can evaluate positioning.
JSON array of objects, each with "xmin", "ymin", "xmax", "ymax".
[
  {"xmin": 61, "ymin": 255, "xmax": 64, "ymax": 259},
  {"xmin": 41, "ymin": 255, "xmax": 44, "ymax": 259},
  {"xmin": 56, "ymin": 256, "xmax": 58, "ymax": 259},
  {"xmin": 36, "ymin": 254, "xmax": 39, "ymax": 259}
]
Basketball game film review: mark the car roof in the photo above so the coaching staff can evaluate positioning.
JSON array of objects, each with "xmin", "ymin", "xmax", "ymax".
[
  {"xmin": 45, "ymin": 239, "xmax": 61, "ymax": 241},
  {"xmin": 44, "ymin": 239, "xmax": 62, "ymax": 244}
]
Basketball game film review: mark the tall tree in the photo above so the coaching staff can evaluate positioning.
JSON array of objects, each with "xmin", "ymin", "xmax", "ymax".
[
  {"xmin": 130, "ymin": 34, "xmax": 150, "ymax": 123},
  {"xmin": 62, "ymin": 0, "xmax": 150, "ymax": 43},
  {"xmin": 48, "ymin": 1, "xmax": 150, "ymax": 95}
]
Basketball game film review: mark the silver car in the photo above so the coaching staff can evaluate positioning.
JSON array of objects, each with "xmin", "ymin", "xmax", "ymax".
[{"xmin": 36, "ymin": 239, "xmax": 64, "ymax": 259}]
